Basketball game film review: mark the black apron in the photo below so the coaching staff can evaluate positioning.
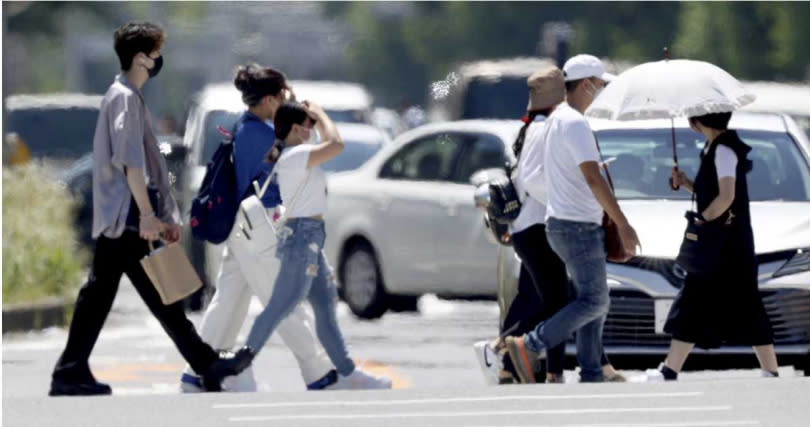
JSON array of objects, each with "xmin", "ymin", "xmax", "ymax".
[{"xmin": 664, "ymin": 130, "xmax": 773, "ymax": 349}]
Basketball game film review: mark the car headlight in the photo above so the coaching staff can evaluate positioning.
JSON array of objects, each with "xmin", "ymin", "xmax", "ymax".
[{"xmin": 620, "ymin": 257, "xmax": 686, "ymax": 288}]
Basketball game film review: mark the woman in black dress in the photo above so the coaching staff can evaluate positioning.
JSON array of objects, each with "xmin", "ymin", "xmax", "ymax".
[{"xmin": 653, "ymin": 111, "xmax": 778, "ymax": 380}]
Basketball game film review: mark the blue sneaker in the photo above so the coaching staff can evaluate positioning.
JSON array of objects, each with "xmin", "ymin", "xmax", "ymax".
[
  {"xmin": 307, "ymin": 369, "xmax": 338, "ymax": 390},
  {"xmin": 180, "ymin": 373, "xmax": 203, "ymax": 393}
]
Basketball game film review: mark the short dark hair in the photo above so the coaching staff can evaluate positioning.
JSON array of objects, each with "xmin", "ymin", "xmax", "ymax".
[
  {"xmin": 274, "ymin": 102, "xmax": 309, "ymax": 141},
  {"xmin": 264, "ymin": 102, "xmax": 309, "ymax": 164},
  {"xmin": 113, "ymin": 22, "xmax": 165, "ymax": 71},
  {"xmin": 689, "ymin": 112, "xmax": 733, "ymax": 131},
  {"xmin": 565, "ymin": 78, "xmax": 587, "ymax": 94},
  {"xmin": 233, "ymin": 64, "xmax": 287, "ymax": 106}
]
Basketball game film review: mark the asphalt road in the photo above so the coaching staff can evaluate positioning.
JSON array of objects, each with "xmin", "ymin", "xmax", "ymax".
[{"xmin": 3, "ymin": 277, "xmax": 809, "ymax": 426}]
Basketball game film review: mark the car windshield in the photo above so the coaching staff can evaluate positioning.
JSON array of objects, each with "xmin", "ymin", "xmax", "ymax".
[
  {"xmin": 321, "ymin": 140, "xmax": 381, "ymax": 173},
  {"xmin": 324, "ymin": 109, "xmax": 367, "ymax": 124},
  {"xmin": 7, "ymin": 107, "xmax": 99, "ymax": 159},
  {"xmin": 595, "ymin": 128, "xmax": 810, "ymax": 201},
  {"xmin": 461, "ymin": 76, "xmax": 528, "ymax": 120}
]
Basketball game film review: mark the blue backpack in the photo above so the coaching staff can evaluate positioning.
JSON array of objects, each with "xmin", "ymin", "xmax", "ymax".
[{"xmin": 189, "ymin": 116, "xmax": 255, "ymax": 244}]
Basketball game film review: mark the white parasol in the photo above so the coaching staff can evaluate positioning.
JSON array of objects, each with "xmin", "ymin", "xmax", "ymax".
[{"xmin": 585, "ymin": 55, "xmax": 755, "ymax": 189}]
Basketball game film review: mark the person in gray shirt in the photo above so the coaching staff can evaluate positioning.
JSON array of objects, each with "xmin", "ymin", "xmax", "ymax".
[{"xmin": 49, "ymin": 21, "xmax": 227, "ymax": 396}]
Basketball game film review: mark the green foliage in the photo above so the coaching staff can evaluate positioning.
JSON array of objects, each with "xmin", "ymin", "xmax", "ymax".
[
  {"xmin": 2, "ymin": 163, "xmax": 88, "ymax": 305},
  {"xmin": 329, "ymin": 1, "xmax": 808, "ymax": 106}
]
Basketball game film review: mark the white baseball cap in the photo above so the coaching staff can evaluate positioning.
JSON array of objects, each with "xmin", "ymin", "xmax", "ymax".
[{"xmin": 563, "ymin": 54, "xmax": 615, "ymax": 82}]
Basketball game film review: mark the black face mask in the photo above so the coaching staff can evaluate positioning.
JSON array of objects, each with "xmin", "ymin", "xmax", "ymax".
[{"xmin": 147, "ymin": 55, "xmax": 163, "ymax": 79}]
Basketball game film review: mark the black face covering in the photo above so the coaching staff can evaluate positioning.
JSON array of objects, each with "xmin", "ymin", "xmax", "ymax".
[{"xmin": 147, "ymin": 55, "xmax": 163, "ymax": 79}]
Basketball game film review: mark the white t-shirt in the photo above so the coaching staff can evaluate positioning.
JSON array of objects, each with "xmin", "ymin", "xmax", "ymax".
[
  {"xmin": 704, "ymin": 144, "xmax": 738, "ymax": 179},
  {"xmin": 511, "ymin": 116, "xmax": 550, "ymax": 234},
  {"xmin": 543, "ymin": 103, "xmax": 603, "ymax": 225},
  {"xmin": 276, "ymin": 144, "xmax": 327, "ymax": 218}
]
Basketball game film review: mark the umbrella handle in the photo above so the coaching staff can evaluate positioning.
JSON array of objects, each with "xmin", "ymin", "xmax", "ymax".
[
  {"xmin": 669, "ymin": 167, "xmax": 680, "ymax": 191},
  {"xmin": 670, "ymin": 119, "xmax": 680, "ymax": 191}
]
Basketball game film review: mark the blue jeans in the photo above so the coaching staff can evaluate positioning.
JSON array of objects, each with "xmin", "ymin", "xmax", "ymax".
[
  {"xmin": 522, "ymin": 217, "xmax": 609, "ymax": 382},
  {"xmin": 246, "ymin": 218, "xmax": 355, "ymax": 376}
]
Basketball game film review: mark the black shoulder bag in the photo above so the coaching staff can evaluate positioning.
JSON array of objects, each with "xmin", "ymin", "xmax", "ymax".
[
  {"xmin": 485, "ymin": 168, "xmax": 522, "ymax": 225},
  {"xmin": 675, "ymin": 192, "xmax": 732, "ymax": 275}
]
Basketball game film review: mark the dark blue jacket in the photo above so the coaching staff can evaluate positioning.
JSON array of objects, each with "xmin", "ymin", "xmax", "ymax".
[{"xmin": 232, "ymin": 111, "xmax": 282, "ymax": 208}]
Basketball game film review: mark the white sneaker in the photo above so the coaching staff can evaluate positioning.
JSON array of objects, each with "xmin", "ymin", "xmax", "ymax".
[
  {"xmin": 223, "ymin": 366, "xmax": 258, "ymax": 392},
  {"xmin": 760, "ymin": 369, "xmax": 779, "ymax": 378},
  {"xmin": 473, "ymin": 340, "xmax": 502, "ymax": 386},
  {"xmin": 328, "ymin": 368, "xmax": 392, "ymax": 390},
  {"xmin": 644, "ymin": 368, "xmax": 666, "ymax": 382}
]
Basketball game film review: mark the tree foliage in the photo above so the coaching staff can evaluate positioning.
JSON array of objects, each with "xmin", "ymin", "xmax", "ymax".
[{"xmin": 329, "ymin": 2, "xmax": 809, "ymax": 106}]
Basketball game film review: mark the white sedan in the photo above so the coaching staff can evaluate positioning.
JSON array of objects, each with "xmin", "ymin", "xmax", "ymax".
[{"xmin": 325, "ymin": 120, "xmax": 521, "ymax": 318}]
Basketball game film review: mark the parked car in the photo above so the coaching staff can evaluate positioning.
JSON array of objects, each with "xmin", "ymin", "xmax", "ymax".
[
  {"xmin": 59, "ymin": 135, "xmax": 188, "ymax": 249},
  {"xmin": 179, "ymin": 81, "xmax": 388, "ymax": 291},
  {"xmin": 742, "ymin": 81, "xmax": 810, "ymax": 138},
  {"xmin": 289, "ymin": 80, "xmax": 374, "ymax": 124},
  {"xmin": 324, "ymin": 120, "xmax": 520, "ymax": 318},
  {"xmin": 426, "ymin": 56, "xmax": 632, "ymax": 124},
  {"xmin": 4, "ymin": 93, "xmax": 103, "ymax": 170},
  {"xmin": 427, "ymin": 57, "xmax": 555, "ymax": 123},
  {"xmin": 370, "ymin": 107, "xmax": 405, "ymax": 138},
  {"xmin": 493, "ymin": 112, "xmax": 810, "ymax": 370}
]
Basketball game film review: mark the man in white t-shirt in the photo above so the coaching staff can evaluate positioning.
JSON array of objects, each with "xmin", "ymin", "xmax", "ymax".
[{"xmin": 504, "ymin": 54, "xmax": 640, "ymax": 383}]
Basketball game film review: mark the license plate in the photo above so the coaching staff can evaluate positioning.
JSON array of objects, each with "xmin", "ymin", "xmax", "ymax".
[{"xmin": 654, "ymin": 299, "xmax": 674, "ymax": 334}]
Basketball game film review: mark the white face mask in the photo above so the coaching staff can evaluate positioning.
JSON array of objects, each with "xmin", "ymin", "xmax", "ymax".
[
  {"xmin": 304, "ymin": 128, "xmax": 320, "ymax": 145},
  {"xmin": 585, "ymin": 79, "xmax": 604, "ymax": 100}
]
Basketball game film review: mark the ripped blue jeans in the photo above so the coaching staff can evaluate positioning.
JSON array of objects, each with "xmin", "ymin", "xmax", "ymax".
[{"xmin": 246, "ymin": 218, "xmax": 355, "ymax": 376}]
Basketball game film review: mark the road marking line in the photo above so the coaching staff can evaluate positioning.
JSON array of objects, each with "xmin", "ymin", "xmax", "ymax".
[
  {"xmin": 214, "ymin": 391, "xmax": 703, "ymax": 409},
  {"xmin": 354, "ymin": 359, "xmax": 410, "ymax": 389},
  {"xmin": 95, "ymin": 362, "xmax": 185, "ymax": 382},
  {"xmin": 227, "ymin": 405, "xmax": 732, "ymax": 422},
  {"xmin": 472, "ymin": 422, "xmax": 759, "ymax": 427}
]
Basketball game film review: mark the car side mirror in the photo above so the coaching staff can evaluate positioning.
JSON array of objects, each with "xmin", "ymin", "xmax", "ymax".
[{"xmin": 469, "ymin": 167, "xmax": 506, "ymax": 186}]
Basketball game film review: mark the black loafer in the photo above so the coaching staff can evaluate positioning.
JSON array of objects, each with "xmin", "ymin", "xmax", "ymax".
[
  {"xmin": 49, "ymin": 378, "xmax": 112, "ymax": 396},
  {"xmin": 202, "ymin": 346, "xmax": 256, "ymax": 392}
]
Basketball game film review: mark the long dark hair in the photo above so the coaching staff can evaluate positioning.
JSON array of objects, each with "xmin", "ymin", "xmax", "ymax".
[
  {"xmin": 233, "ymin": 64, "xmax": 286, "ymax": 106},
  {"xmin": 512, "ymin": 108, "xmax": 553, "ymax": 157},
  {"xmin": 264, "ymin": 102, "xmax": 309, "ymax": 164}
]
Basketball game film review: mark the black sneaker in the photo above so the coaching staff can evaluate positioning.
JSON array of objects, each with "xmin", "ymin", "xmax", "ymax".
[
  {"xmin": 49, "ymin": 378, "xmax": 112, "ymax": 396},
  {"xmin": 202, "ymin": 346, "xmax": 256, "ymax": 392}
]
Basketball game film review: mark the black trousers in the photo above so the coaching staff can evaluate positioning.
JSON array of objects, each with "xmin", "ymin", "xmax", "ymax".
[
  {"xmin": 52, "ymin": 231, "xmax": 218, "ymax": 382},
  {"xmin": 502, "ymin": 224, "xmax": 610, "ymax": 374}
]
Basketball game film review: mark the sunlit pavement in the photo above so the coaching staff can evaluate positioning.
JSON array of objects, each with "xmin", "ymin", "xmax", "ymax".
[{"xmin": 3, "ymin": 277, "xmax": 809, "ymax": 426}]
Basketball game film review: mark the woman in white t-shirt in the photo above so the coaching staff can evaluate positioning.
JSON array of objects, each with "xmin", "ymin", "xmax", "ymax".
[
  {"xmin": 202, "ymin": 102, "xmax": 391, "ymax": 391},
  {"xmin": 474, "ymin": 66, "xmax": 625, "ymax": 385},
  {"xmin": 652, "ymin": 111, "xmax": 778, "ymax": 381}
]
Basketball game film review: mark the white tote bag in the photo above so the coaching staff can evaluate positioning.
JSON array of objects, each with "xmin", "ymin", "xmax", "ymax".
[{"xmin": 227, "ymin": 169, "xmax": 308, "ymax": 284}]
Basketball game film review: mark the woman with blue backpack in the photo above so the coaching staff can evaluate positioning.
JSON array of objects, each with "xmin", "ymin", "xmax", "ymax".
[
  {"xmin": 202, "ymin": 101, "xmax": 392, "ymax": 391},
  {"xmin": 181, "ymin": 64, "xmax": 343, "ymax": 392}
]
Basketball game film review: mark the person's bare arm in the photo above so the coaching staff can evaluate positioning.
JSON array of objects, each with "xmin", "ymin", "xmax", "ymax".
[
  {"xmin": 580, "ymin": 161, "xmax": 640, "ymax": 256},
  {"xmin": 304, "ymin": 102, "xmax": 344, "ymax": 168},
  {"xmin": 125, "ymin": 166, "xmax": 164, "ymax": 240},
  {"xmin": 701, "ymin": 177, "xmax": 735, "ymax": 221}
]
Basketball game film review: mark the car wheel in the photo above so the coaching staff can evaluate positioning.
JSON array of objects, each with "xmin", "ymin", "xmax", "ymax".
[
  {"xmin": 388, "ymin": 295, "xmax": 420, "ymax": 312},
  {"xmin": 341, "ymin": 243, "xmax": 388, "ymax": 319}
]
